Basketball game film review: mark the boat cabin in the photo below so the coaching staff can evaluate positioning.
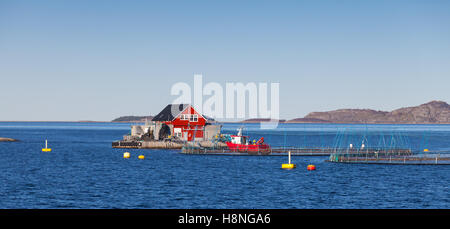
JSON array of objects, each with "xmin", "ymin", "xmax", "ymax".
[{"xmin": 230, "ymin": 135, "xmax": 249, "ymax": 145}]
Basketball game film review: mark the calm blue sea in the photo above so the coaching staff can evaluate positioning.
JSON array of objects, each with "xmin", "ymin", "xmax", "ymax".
[{"xmin": 0, "ymin": 122, "xmax": 449, "ymax": 209}]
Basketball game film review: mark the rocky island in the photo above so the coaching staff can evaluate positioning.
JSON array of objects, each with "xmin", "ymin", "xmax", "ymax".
[
  {"xmin": 0, "ymin": 137, "xmax": 18, "ymax": 142},
  {"xmin": 295, "ymin": 101, "xmax": 450, "ymax": 124},
  {"xmin": 111, "ymin": 116, "xmax": 154, "ymax": 123}
]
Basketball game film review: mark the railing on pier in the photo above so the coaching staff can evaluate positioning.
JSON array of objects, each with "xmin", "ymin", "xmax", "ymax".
[
  {"xmin": 180, "ymin": 146, "xmax": 393, "ymax": 156},
  {"xmin": 329, "ymin": 153, "xmax": 450, "ymax": 165}
]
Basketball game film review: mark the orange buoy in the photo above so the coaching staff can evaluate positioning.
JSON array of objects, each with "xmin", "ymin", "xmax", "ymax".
[{"xmin": 307, "ymin": 165, "xmax": 316, "ymax": 171}]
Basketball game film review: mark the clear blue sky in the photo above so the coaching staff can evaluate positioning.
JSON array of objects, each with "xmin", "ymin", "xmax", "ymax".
[{"xmin": 1, "ymin": 0, "xmax": 449, "ymax": 121}]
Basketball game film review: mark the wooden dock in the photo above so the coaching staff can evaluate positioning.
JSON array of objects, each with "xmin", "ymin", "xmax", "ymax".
[
  {"xmin": 112, "ymin": 140, "xmax": 227, "ymax": 149},
  {"xmin": 112, "ymin": 140, "xmax": 185, "ymax": 149}
]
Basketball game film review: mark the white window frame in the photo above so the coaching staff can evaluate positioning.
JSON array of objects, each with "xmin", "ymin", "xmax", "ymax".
[
  {"xmin": 190, "ymin": 114, "xmax": 198, "ymax": 122},
  {"xmin": 174, "ymin": 128, "xmax": 182, "ymax": 138}
]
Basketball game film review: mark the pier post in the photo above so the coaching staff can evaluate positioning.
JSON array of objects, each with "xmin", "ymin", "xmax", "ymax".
[{"xmin": 288, "ymin": 151, "xmax": 291, "ymax": 164}]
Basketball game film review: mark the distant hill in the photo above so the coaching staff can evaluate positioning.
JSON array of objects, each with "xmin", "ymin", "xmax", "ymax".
[
  {"xmin": 112, "ymin": 101, "xmax": 450, "ymax": 124},
  {"xmin": 298, "ymin": 101, "xmax": 450, "ymax": 124},
  {"xmin": 241, "ymin": 118, "xmax": 286, "ymax": 123},
  {"xmin": 285, "ymin": 118, "xmax": 331, "ymax": 123},
  {"xmin": 111, "ymin": 116, "xmax": 153, "ymax": 122}
]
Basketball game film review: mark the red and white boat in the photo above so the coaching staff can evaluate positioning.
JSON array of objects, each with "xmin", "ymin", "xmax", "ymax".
[{"xmin": 226, "ymin": 128, "xmax": 271, "ymax": 153}]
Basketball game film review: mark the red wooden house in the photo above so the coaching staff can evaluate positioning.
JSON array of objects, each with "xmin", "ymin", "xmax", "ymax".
[{"xmin": 152, "ymin": 104, "xmax": 208, "ymax": 141}]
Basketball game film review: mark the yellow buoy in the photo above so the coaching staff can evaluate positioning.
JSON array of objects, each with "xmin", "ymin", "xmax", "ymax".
[
  {"xmin": 123, "ymin": 152, "xmax": 130, "ymax": 159},
  {"xmin": 282, "ymin": 151, "xmax": 296, "ymax": 169},
  {"xmin": 282, "ymin": 163, "xmax": 296, "ymax": 169},
  {"xmin": 424, "ymin": 149, "xmax": 429, "ymax": 152},
  {"xmin": 138, "ymin": 155, "xmax": 145, "ymax": 160},
  {"xmin": 42, "ymin": 139, "xmax": 52, "ymax": 152}
]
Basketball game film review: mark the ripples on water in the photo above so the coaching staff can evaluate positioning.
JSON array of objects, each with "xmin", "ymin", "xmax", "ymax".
[{"xmin": 0, "ymin": 122, "xmax": 449, "ymax": 209}]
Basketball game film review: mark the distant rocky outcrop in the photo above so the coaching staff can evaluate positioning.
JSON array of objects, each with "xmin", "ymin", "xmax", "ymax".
[
  {"xmin": 111, "ymin": 116, "xmax": 154, "ymax": 122},
  {"xmin": 0, "ymin": 137, "xmax": 18, "ymax": 142},
  {"xmin": 241, "ymin": 118, "xmax": 286, "ymax": 123},
  {"xmin": 299, "ymin": 101, "xmax": 450, "ymax": 124},
  {"xmin": 285, "ymin": 118, "xmax": 331, "ymax": 123}
]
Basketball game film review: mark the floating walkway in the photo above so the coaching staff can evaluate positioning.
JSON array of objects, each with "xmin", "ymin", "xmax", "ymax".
[
  {"xmin": 328, "ymin": 152, "xmax": 450, "ymax": 165},
  {"xmin": 325, "ymin": 129, "xmax": 450, "ymax": 165},
  {"xmin": 179, "ymin": 147, "xmax": 391, "ymax": 156}
]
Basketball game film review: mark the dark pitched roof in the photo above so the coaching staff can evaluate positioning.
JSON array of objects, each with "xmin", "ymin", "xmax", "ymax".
[{"xmin": 152, "ymin": 104, "xmax": 190, "ymax": 122}]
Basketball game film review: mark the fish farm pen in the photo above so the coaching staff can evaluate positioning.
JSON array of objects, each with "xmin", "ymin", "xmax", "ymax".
[
  {"xmin": 329, "ymin": 153, "xmax": 450, "ymax": 165},
  {"xmin": 326, "ymin": 129, "xmax": 450, "ymax": 165},
  {"xmin": 181, "ymin": 126, "xmax": 450, "ymax": 164}
]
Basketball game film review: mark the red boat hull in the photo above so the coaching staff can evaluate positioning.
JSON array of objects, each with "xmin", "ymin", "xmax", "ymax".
[{"xmin": 226, "ymin": 142, "xmax": 271, "ymax": 153}]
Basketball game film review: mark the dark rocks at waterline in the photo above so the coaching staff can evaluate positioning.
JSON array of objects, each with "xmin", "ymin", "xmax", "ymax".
[{"xmin": 0, "ymin": 137, "xmax": 18, "ymax": 142}]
